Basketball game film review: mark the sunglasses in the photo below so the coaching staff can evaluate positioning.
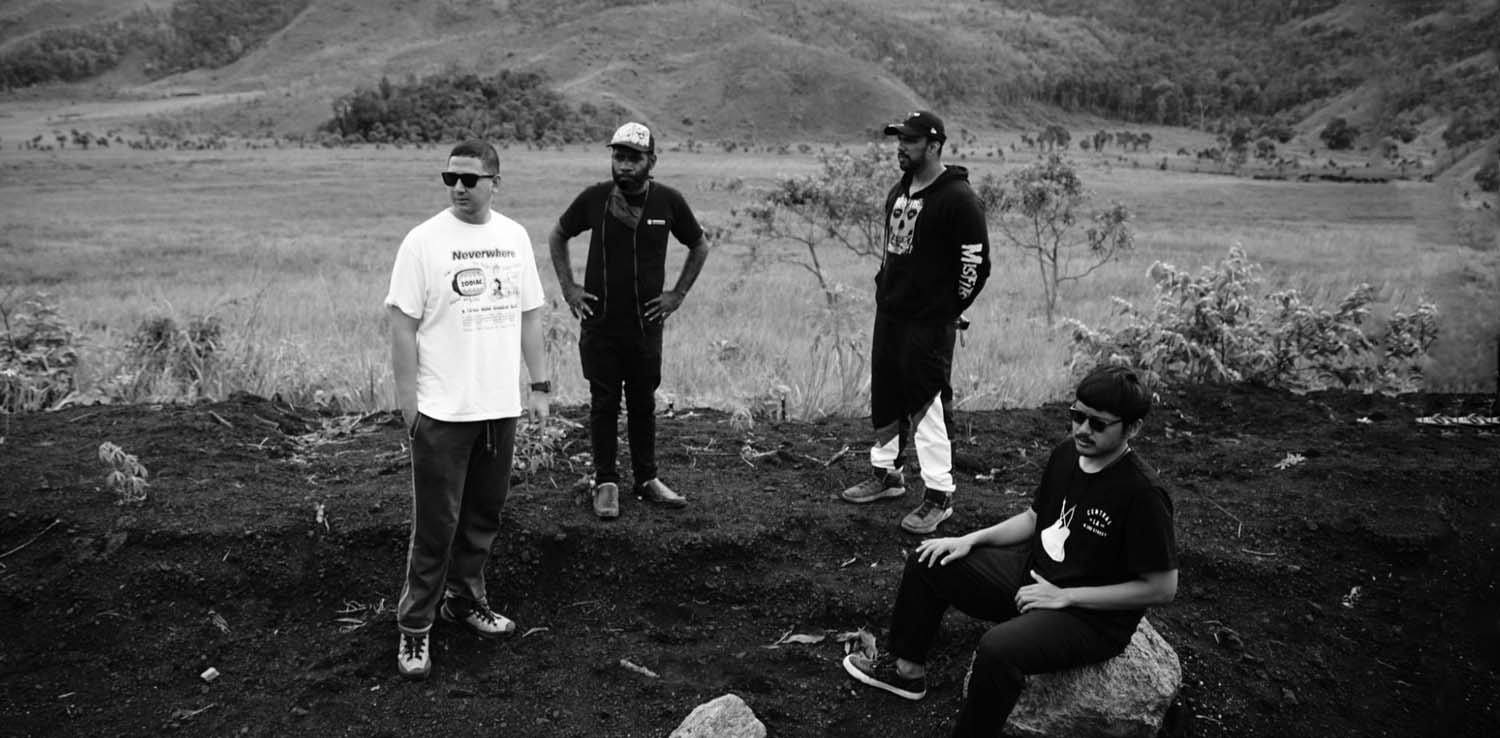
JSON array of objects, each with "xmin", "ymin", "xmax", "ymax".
[
  {"xmin": 1068, "ymin": 407, "xmax": 1124, "ymax": 433},
  {"xmin": 440, "ymin": 171, "xmax": 497, "ymax": 188}
]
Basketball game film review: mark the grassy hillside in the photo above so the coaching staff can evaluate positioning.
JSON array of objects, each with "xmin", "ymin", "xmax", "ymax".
[{"xmin": 0, "ymin": 0, "xmax": 1495, "ymax": 149}]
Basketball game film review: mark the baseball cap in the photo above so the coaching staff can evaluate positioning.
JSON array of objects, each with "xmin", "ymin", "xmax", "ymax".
[
  {"xmin": 883, "ymin": 110, "xmax": 946, "ymax": 142},
  {"xmin": 609, "ymin": 122, "xmax": 655, "ymax": 152}
]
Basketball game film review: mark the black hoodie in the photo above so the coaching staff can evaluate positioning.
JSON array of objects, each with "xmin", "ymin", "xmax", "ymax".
[{"xmin": 875, "ymin": 164, "xmax": 991, "ymax": 321}]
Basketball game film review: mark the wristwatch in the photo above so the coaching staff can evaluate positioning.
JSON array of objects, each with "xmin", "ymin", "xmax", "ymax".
[{"xmin": 529, "ymin": 381, "xmax": 552, "ymax": 394}]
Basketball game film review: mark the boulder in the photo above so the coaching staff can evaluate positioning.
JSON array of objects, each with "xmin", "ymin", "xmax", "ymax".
[
  {"xmin": 970, "ymin": 617, "xmax": 1180, "ymax": 738},
  {"xmin": 668, "ymin": 693, "xmax": 766, "ymax": 738}
]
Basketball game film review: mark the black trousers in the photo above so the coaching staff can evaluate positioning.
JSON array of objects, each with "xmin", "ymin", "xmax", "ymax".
[
  {"xmin": 868, "ymin": 313, "xmax": 958, "ymax": 495},
  {"xmin": 579, "ymin": 327, "xmax": 662, "ymax": 486},
  {"xmin": 887, "ymin": 545, "xmax": 1129, "ymax": 738}
]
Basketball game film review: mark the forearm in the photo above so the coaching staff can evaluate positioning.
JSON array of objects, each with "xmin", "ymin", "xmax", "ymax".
[
  {"xmin": 963, "ymin": 509, "xmax": 1036, "ymax": 548},
  {"xmin": 1063, "ymin": 570, "xmax": 1178, "ymax": 611},
  {"xmin": 547, "ymin": 226, "xmax": 576, "ymax": 289},
  {"xmin": 387, "ymin": 308, "xmax": 420, "ymax": 415},
  {"xmin": 670, "ymin": 241, "xmax": 710, "ymax": 294},
  {"xmin": 520, "ymin": 308, "xmax": 547, "ymax": 383}
]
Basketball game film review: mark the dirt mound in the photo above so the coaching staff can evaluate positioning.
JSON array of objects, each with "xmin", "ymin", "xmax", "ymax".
[{"xmin": 1, "ymin": 386, "xmax": 1497, "ymax": 737}]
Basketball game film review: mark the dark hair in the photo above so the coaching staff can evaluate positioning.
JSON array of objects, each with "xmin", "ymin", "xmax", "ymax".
[
  {"xmin": 448, "ymin": 140, "xmax": 500, "ymax": 174},
  {"xmin": 1075, "ymin": 365, "xmax": 1152, "ymax": 424}
]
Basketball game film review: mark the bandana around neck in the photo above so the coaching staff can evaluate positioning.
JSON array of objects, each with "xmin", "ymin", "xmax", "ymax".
[{"xmin": 607, "ymin": 183, "xmax": 649, "ymax": 229}]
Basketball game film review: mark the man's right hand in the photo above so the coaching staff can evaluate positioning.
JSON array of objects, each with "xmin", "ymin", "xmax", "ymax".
[
  {"xmin": 562, "ymin": 283, "xmax": 598, "ymax": 319},
  {"xmin": 915, "ymin": 536, "xmax": 973, "ymax": 567}
]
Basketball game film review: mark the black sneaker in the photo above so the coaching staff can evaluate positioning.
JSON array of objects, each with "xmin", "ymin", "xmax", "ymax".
[
  {"xmin": 840, "ymin": 467, "xmax": 906, "ymax": 504},
  {"xmin": 901, "ymin": 492, "xmax": 954, "ymax": 534},
  {"xmin": 842, "ymin": 652, "xmax": 927, "ymax": 700}
]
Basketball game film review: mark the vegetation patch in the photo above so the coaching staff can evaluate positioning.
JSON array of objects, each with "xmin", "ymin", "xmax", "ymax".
[{"xmin": 322, "ymin": 71, "xmax": 626, "ymax": 145}]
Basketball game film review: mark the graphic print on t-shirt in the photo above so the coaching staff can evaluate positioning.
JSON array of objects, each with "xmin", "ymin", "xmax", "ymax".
[
  {"xmin": 1084, "ymin": 507, "xmax": 1113, "ymax": 537},
  {"xmin": 445, "ymin": 256, "xmax": 523, "ymax": 333},
  {"xmin": 1041, "ymin": 498, "xmax": 1076, "ymax": 562},
  {"xmin": 886, "ymin": 193, "xmax": 923, "ymax": 256}
]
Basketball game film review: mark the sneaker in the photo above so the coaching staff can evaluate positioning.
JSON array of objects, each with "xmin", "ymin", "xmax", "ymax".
[
  {"xmin": 593, "ymin": 482, "xmax": 620, "ymax": 519},
  {"xmin": 900, "ymin": 493, "xmax": 953, "ymax": 534},
  {"xmin": 637, "ymin": 478, "xmax": 687, "ymax": 508},
  {"xmin": 842, "ymin": 652, "xmax": 927, "ymax": 700},
  {"xmin": 397, "ymin": 631, "xmax": 430, "ymax": 680},
  {"xmin": 440, "ymin": 599, "xmax": 515, "ymax": 639},
  {"xmin": 840, "ymin": 467, "xmax": 906, "ymax": 504}
]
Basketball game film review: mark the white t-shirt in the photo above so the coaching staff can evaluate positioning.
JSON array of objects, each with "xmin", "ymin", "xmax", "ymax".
[{"xmin": 384, "ymin": 209, "xmax": 545, "ymax": 422}]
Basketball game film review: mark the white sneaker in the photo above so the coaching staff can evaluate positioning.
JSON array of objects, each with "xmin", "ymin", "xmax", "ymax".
[
  {"xmin": 397, "ymin": 631, "xmax": 430, "ymax": 679},
  {"xmin": 440, "ymin": 599, "xmax": 515, "ymax": 638}
]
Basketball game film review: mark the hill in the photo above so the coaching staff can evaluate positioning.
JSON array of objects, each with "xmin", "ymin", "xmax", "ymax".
[
  {"xmin": 1, "ymin": 387, "xmax": 1497, "ymax": 737},
  {"xmin": 0, "ymin": 0, "xmax": 1495, "ymax": 147}
]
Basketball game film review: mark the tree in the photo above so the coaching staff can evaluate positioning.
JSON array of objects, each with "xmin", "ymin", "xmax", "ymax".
[
  {"xmin": 988, "ymin": 155, "xmax": 1134, "ymax": 327},
  {"xmin": 1319, "ymin": 117, "xmax": 1358, "ymax": 150},
  {"xmin": 739, "ymin": 145, "xmax": 890, "ymax": 303},
  {"xmin": 735, "ymin": 145, "xmax": 894, "ymax": 417}
]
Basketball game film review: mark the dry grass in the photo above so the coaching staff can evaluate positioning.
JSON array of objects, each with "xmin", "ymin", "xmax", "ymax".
[{"xmin": 2, "ymin": 143, "xmax": 1494, "ymax": 415}]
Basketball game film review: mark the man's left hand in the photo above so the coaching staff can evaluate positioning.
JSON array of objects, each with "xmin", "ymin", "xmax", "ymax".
[
  {"xmin": 645, "ymin": 290, "xmax": 685, "ymax": 322},
  {"xmin": 527, "ymin": 391, "xmax": 550, "ymax": 425},
  {"xmin": 1016, "ymin": 570, "xmax": 1072, "ymax": 612}
]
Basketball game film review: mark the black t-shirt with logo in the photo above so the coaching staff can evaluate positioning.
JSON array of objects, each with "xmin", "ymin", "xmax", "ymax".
[
  {"xmin": 1027, "ymin": 440, "xmax": 1178, "ymax": 641},
  {"xmin": 557, "ymin": 180, "xmax": 704, "ymax": 336}
]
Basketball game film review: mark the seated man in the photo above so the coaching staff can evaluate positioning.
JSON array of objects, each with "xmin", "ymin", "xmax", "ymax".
[{"xmin": 842, "ymin": 365, "xmax": 1179, "ymax": 737}]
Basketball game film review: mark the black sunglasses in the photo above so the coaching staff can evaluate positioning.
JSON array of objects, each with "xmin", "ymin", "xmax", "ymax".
[
  {"xmin": 1068, "ymin": 407, "xmax": 1124, "ymax": 433},
  {"xmin": 440, "ymin": 171, "xmax": 497, "ymax": 188}
]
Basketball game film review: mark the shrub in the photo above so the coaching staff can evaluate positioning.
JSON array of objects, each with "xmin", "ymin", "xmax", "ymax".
[
  {"xmin": 99, "ymin": 441, "xmax": 150, "ymax": 504},
  {"xmin": 0, "ymin": 293, "xmax": 81, "ymax": 413},
  {"xmin": 120, "ymin": 314, "xmax": 223, "ymax": 401},
  {"xmin": 1319, "ymin": 117, "xmax": 1359, "ymax": 150},
  {"xmin": 986, "ymin": 155, "xmax": 1134, "ymax": 326},
  {"xmin": 1475, "ymin": 157, "xmax": 1499, "ymax": 193},
  {"xmin": 1065, "ymin": 247, "xmax": 1439, "ymax": 394}
]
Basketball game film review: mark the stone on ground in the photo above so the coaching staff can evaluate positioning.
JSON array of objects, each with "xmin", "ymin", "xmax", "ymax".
[
  {"xmin": 1000, "ymin": 617, "xmax": 1181, "ymax": 738},
  {"xmin": 668, "ymin": 693, "xmax": 766, "ymax": 738}
]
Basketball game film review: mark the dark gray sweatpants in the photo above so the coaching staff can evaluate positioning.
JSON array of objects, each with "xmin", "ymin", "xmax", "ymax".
[{"xmin": 396, "ymin": 414, "xmax": 517, "ymax": 634}]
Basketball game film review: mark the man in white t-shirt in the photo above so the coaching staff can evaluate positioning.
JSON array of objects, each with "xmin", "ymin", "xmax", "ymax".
[{"xmin": 384, "ymin": 140, "xmax": 550, "ymax": 680}]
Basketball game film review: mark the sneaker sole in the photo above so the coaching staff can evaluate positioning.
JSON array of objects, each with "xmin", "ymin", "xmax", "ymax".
[
  {"xmin": 841, "ymin": 654, "xmax": 926, "ymax": 701},
  {"xmin": 399, "ymin": 664, "xmax": 430, "ymax": 680},
  {"xmin": 900, "ymin": 506, "xmax": 954, "ymax": 535},
  {"xmin": 639, "ymin": 496, "xmax": 688, "ymax": 508},
  {"xmin": 840, "ymin": 487, "xmax": 907, "ymax": 504}
]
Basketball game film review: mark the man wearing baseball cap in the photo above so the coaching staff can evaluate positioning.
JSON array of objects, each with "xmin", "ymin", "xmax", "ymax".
[
  {"xmin": 549, "ymin": 122, "xmax": 711, "ymax": 520},
  {"xmin": 841, "ymin": 110, "xmax": 991, "ymax": 535}
]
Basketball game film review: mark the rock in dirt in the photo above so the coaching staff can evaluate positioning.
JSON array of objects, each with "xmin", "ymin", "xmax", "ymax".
[
  {"xmin": 668, "ymin": 693, "xmax": 766, "ymax": 738},
  {"xmin": 982, "ymin": 618, "xmax": 1181, "ymax": 738}
]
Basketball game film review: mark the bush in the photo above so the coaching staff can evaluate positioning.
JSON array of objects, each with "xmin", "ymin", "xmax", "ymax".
[
  {"xmin": 0, "ymin": 293, "xmax": 81, "ymax": 413},
  {"xmin": 1474, "ymin": 157, "xmax": 1499, "ymax": 193},
  {"xmin": 1065, "ymin": 247, "xmax": 1439, "ymax": 394},
  {"xmin": 1319, "ymin": 117, "xmax": 1359, "ymax": 150}
]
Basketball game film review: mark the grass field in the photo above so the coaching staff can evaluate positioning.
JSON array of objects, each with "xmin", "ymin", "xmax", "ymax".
[{"xmin": 2, "ymin": 141, "xmax": 1495, "ymax": 416}]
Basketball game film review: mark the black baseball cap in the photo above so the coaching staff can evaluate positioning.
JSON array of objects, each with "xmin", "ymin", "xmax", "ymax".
[{"xmin": 884, "ymin": 110, "xmax": 946, "ymax": 142}]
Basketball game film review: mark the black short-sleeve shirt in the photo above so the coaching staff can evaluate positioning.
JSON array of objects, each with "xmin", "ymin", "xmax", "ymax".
[{"xmin": 1028, "ymin": 440, "xmax": 1178, "ymax": 640}]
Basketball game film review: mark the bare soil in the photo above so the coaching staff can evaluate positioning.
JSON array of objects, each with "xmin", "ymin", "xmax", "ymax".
[{"xmin": 1, "ymin": 385, "xmax": 1497, "ymax": 737}]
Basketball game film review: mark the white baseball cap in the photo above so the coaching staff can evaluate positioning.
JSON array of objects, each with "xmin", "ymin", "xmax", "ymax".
[{"xmin": 609, "ymin": 122, "xmax": 654, "ymax": 152}]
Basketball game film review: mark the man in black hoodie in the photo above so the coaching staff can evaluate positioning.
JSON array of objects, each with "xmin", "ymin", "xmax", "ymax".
[
  {"xmin": 841, "ymin": 110, "xmax": 991, "ymax": 535},
  {"xmin": 549, "ymin": 122, "xmax": 710, "ymax": 520}
]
